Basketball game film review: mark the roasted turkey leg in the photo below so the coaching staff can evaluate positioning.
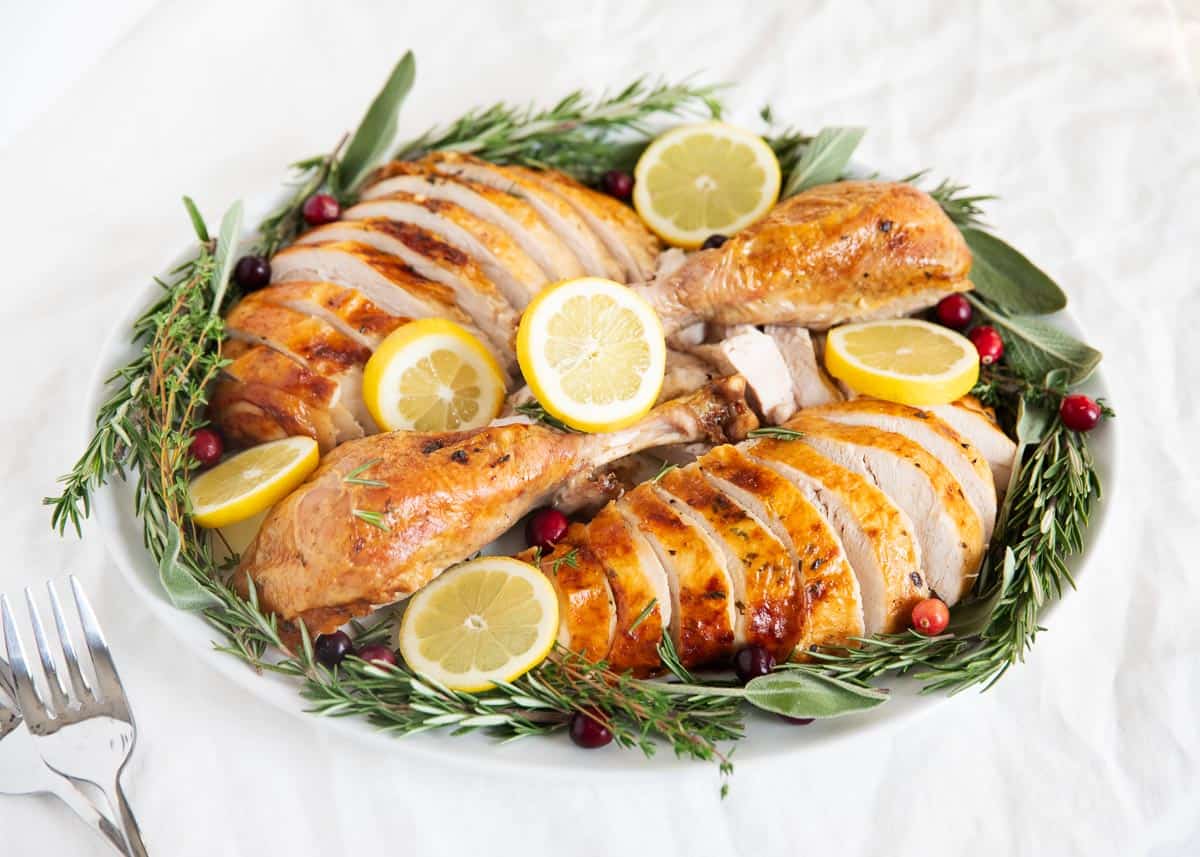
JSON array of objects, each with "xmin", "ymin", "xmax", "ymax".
[{"xmin": 235, "ymin": 377, "xmax": 757, "ymax": 634}]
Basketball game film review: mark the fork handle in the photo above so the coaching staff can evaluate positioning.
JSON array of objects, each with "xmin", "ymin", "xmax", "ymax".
[
  {"xmin": 47, "ymin": 777, "xmax": 129, "ymax": 855},
  {"xmin": 101, "ymin": 778, "xmax": 149, "ymax": 857}
]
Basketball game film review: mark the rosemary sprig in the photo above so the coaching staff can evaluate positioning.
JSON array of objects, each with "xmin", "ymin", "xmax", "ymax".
[
  {"xmin": 807, "ymin": 420, "xmax": 1103, "ymax": 693},
  {"xmin": 548, "ymin": 548, "xmax": 579, "ymax": 576},
  {"xmin": 352, "ymin": 509, "xmax": 391, "ymax": 532},
  {"xmin": 747, "ymin": 426, "xmax": 805, "ymax": 441},
  {"xmin": 395, "ymin": 77, "xmax": 725, "ymax": 184},
  {"xmin": 514, "ymin": 400, "xmax": 577, "ymax": 433},
  {"xmin": 343, "ymin": 459, "xmax": 387, "ymax": 488},
  {"xmin": 903, "ymin": 170, "xmax": 995, "ymax": 230}
]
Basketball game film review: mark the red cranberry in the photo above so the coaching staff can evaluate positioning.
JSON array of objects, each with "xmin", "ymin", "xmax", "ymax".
[
  {"xmin": 734, "ymin": 645, "xmax": 776, "ymax": 683},
  {"xmin": 526, "ymin": 508, "xmax": 568, "ymax": 549},
  {"xmin": 302, "ymin": 193, "xmax": 340, "ymax": 225},
  {"xmin": 936, "ymin": 294, "xmax": 972, "ymax": 329},
  {"xmin": 701, "ymin": 234, "xmax": 729, "ymax": 250},
  {"xmin": 234, "ymin": 255, "xmax": 271, "ymax": 290},
  {"xmin": 189, "ymin": 428, "xmax": 223, "ymax": 467},
  {"xmin": 569, "ymin": 710, "xmax": 614, "ymax": 748},
  {"xmin": 779, "ymin": 715, "xmax": 815, "ymax": 725},
  {"xmin": 1059, "ymin": 394, "xmax": 1102, "ymax": 432},
  {"xmin": 356, "ymin": 644, "xmax": 398, "ymax": 666},
  {"xmin": 602, "ymin": 170, "xmax": 633, "ymax": 201},
  {"xmin": 911, "ymin": 598, "xmax": 950, "ymax": 636},
  {"xmin": 969, "ymin": 325, "xmax": 1004, "ymax": 365},
  {"xmin": 314, "ymin": 631, "xmax": 353, "ymax": 668}
]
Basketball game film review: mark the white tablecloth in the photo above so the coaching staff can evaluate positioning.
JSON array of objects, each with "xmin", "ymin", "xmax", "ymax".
[{"xmin": 2, "ymin": 2, "xmax": 1198, "ymax": 854}]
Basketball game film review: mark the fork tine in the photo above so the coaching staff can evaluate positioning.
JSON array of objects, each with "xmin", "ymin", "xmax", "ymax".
[
  {"xmin": 1, "ymin": 594, "xmax": 48, "ymax": 724},
  {"xmin": 25, "ymin": 589, "xmax": 71, "ymax": 715},
  {"xmin": 69, "ymin": 576, "xmax": 127, "ymax": 707},
  {"xmin": 47, "ymin": 580, "xmax": 95, "ymax": 703}
]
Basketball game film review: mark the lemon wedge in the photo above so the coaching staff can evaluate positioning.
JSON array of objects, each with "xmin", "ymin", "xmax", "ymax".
[
  {"xmin": 632, "ymin": 121, "xmax": 781, "ymax": 248},
  {"xmin": 363, "ymin": 318, "xmax": 506, "ymax": 433},
  {"xmin": 824, "ymin": 319, "xmax": 980, "ymax": 406},
  {"xmin": 189, "ymin": 436, "xmax": 319, "ymax": 528},
  {"xmin": 516, "ymin": 277, "xmax": 665, "ymax": 433},
  {"xmin": 398, "ymin": 557, "xmax": 559, "ymax": 692}
]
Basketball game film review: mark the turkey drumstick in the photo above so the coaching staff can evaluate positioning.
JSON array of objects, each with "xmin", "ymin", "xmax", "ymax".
[{"xmin": 235, "ymin": 377, "xmax": 757, "ymax": 634}]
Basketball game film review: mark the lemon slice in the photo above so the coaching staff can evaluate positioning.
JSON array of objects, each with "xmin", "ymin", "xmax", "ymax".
[
  {"xmin": 632, "ymin": 121, "xmax": 781, "ymax": 248},
  {"xmin": 363, "ymin": 318, "xmax": 505, "ymax": 433},
  {"xmin": 189, "ymin": 436, "xmax": 319, "ymax": 528},
  {"xmin": 516, "ymin": 277, "xmax": 665, "ymax": 433},
  {"xmin": 824, "ymin": 319, "xmax": 980, "ymax": 406},
  {"xmin": 398, "ymin": 557, "xmax": 559, "ymax": 692}
]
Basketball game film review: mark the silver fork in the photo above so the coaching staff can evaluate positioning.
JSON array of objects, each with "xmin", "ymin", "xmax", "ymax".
[
  {"xmin": 0, "ymin": 656, "xmax": 128, "ymax": 853},
  {"xmin": 2, "ymin": 577, "xmax": 149, "ymax": 856}
]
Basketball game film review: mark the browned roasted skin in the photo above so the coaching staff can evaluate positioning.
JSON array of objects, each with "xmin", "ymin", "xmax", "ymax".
[
  {"xmin": 237, "ymin": 380, "xmax": 757, "ymax": 634},
  {"xmin": 636, "ymin": 181, "xmax": 972, "ymax": 334},
  {"xmin": 585, "ymin": 505, "xmax": 665, "ymax": 675},
  {"xmin": 254, "ymin": 280, "xmax": 407, "ymax": 348},
  {"xmin": 238, "ymin": 424, "xmax": 588, "ymax": 634},
  {"xmin": 225, "ymin": 295, "xmax": 375, "ymax": 374},
  {"xmin": 698, "ymin": 446, "xmax": 861, "ymax": 653},
  {"xmin": 525, "ymin": 528, "xmax": 615, "ymax": 662},
  {"xmin": 619, "ymin": 486, "xmax": 736, "ymax": 665},
  {"xmin": 657, "ymin": 465, "xmax": 804, "ymax": 660},
  {"xmin": 211, "ymin": 345, "xmax": 342, "ymax": 450}
]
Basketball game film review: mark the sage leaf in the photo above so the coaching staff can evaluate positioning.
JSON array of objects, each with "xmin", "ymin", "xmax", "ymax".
[
  {"xmin": 335, "ymin": 51, "xmax": 416, "ymax": 196},
  {"xmin": 209, "ymin": 200, "xmax": 244, "ymax": 316},
  {"xmin": 1016, "ymin": 396, "xmax": 1053, "ymax": 448},
  {"xmin": 973, "ymin": 300, "xmax": 1102, "ymax": 384},
  {"xmin": 782, "ymin": 126, "xmax": 866, "ymax": 197},
  {"xmin": 744, "ymin": 670, "xmax": 888, "ymax": 718},
  {"xmin": 157, "ymin": 522, "xmax": 219, "ymax": 610},
  {"xmin": 962, "ymin": 228, "xmax": 1067, "ymax": 314},
  {"xmin": 949, "ymin": 548, "xmax": 1015, "ymax": 635}
]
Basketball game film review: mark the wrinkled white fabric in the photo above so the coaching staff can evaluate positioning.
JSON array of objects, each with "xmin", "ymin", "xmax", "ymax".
[{"xmin": 1, "ymin": 1, "xmax": 1197, "ymax": 854}]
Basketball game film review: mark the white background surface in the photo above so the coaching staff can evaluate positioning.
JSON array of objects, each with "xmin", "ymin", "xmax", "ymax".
[{"xmin": 2, "ymin": 1, "xmax": 1198, "ymax": 855}]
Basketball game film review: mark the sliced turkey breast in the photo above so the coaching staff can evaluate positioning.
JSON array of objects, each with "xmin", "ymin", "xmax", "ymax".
[
  {"xmin": 808, "ymin": 399, "xmax": 998, "ymax": 544},
  {"xmin": 224, "ymin": 295, "xmax": 381, "ymax": 434},
  {"xmin": 787, "ymin": 414, "xmax": 985, "ymax": 605},
  {"xmin": 687, "ymin": 328, "xmax": 798, "ymax": 424},
  {"xmin": 530, "ymin": 526, "xmax": 616, "ymax": 662},
  {"xmin": 585, "ymin": 504, "xmax": 669, "ymax": 675},
  {"xmin": 699, "ymin": 445, "xmax": 864, "ymax": 651},
  {"xmin": 746, "ymin": 437, "xmax": 929, "ymax": 633},
  {"xmin": 523, "ymin": 169, "xmax": 660, "ymax": 281},
  {"xmin": 268, "ymin": 240, "xmax": 511, "ymax": 374},
  {"xmin": 212, "ymin": 344, "xmax": 345, "ymax": 450},
  {"xmin": 618, "ymin": 485, "xmax": 737, "ymax": 665},
  {"xmin": 295, "ymin": 219, "xmax": 518, "ymax": 353},
  {"xmin": 763, "ymin": 325, "xmax": 842, "ymax": 408},
  {"xmin": 363, "ymin": 164, "xmax": 585, "ymax": 281},
  {"xmin": 426, "ymin": 153, "xmax": 626, "ymax": 281},
  {"xmin": 930, "ymin": 398, "xmax": 1018, "ymax": 491},
  {"xmin": 656, "ymin": 464, "xmax": 803, "ymax": 659},
  {"xmin": 344, "ymin": 194, "xmax": 545, "ymax": 308},
  {"xmin": 253, "ymin": 280, "xmax": 404, "ymax": 350}
]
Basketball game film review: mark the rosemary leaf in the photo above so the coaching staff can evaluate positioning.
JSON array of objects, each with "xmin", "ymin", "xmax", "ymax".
[
  {"xmin": 352, "ymin": 509, "xmax": 391, "ymax": 532},
  {"xmin": 747, "ymin": 426, "xmax": 804, "ymax": 441}
]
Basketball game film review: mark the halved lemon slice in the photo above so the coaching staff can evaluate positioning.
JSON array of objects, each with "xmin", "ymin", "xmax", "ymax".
[
  {"xmin": 398, "ymin": 556, "xmax": 559, "ymax": 692},
  {"xmin": 517, "ymin": 277, "xmax": 666, "ymax": 433},
  {"xmin": 189, "ymin": 436, "xmax": 319, "ymax": 528},
  {"xmin": 632, "ymin": 121, "xmax": 781, "ymax": 248},
  {"xmin": 824, "ymin": 319, "xmax": 980, "ymax": 406},
  {"xmin": 363, "ymin": 318, "xmax": 506, "ymax": 433}
]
